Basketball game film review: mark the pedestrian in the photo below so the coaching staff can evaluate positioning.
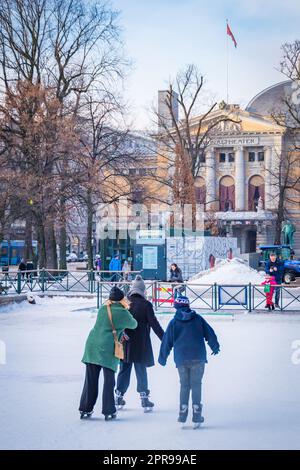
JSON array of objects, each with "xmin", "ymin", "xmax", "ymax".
[
  {"xmin": 109, "ymin": 254, "xmax": 121, "ymax": 282},
  {"xmin": 115, "ymin": 275, "xmax": 164, "ymax": 412},
  {"xmin": 18, "ymin": 258, "xmax": 27, "ymax": 279},
  {"xmin": 122, "ymin": 259, "xmax": 130, "ymax": 281},
  {"xmin": 79, "ymin": 286, "xmax": 137, "ymax": 420},
  {"xmin": 158, "ymin": 295, "xmax": 220, "ymax": 427},
  {"xmin": 169, "ymin": 263, "xmax": 184, "ymax": 297},
  {"xmin": 265, "ymin": 252, "xmax": 284, "ymax": 308},
  {"xmin": 261, "ymin": 273, "xmax": 276, "ymax": 311},
  {"xmin": 95, "ymin": 255, "xmax": 102, "ymax": 271}
]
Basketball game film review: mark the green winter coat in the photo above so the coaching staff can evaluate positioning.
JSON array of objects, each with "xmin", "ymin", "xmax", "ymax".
[{"xmin": 82, "ymin": 302, "xmax": 137, "ymax": 372}]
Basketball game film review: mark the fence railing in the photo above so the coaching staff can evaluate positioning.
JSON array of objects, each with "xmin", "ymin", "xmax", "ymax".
[
  {"xmin": 1, "ymin": 271, "xmax": 300, "ymax": 312},
  {"xmin": 0, "ymin": 269, "xmax": 141, "ymax": 295},
  {"xmin": 95, "ymin": 281, "xmax": 300, "ymax": 312}
]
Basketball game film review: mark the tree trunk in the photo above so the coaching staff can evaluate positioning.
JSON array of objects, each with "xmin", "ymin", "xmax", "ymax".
[
  {"xmin": 59, "ymin": 224, "xmax": 67, "ymax": 270},
  {"xmin": 274, "ymin": 190, "xmax": 285, "ymax": 244},
  {"xmin": 58, "ymin": 198, "xmax": 67, "ymax": 270},
  {"xmin": 24, "ymin": 213, "xmax": 34, "ymax": 263},
  {"xmin": 86, "ymin": 193, "xmax": 94, "ymax": 270},
  {"xmin": 37, "ymin": 222, "xmax": 47, "ymax": 268},
  {"xmin": 44, "ymin": 220, "xmax": 58, "ymax": 269}
]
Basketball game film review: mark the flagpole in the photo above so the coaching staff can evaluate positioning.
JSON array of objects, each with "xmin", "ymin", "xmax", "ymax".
[{"xmin": 226, "ymin": 18, "xmax": 229, "ymax": 103}]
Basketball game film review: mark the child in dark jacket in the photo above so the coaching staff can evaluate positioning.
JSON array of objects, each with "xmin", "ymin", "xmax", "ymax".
[{"xmin": 158, "ymin": 295, "xmax": 220, "ymax": 426}]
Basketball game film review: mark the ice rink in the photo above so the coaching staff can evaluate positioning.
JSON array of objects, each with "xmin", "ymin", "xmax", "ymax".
[{"xmin": 0, "ymin": 296, "xmax": 300, "ymax": 450}]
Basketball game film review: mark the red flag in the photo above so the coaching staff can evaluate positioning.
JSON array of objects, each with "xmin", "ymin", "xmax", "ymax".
[{"xmin": 227, "ymin": 22, "xmax": 237, "ymax": 48}]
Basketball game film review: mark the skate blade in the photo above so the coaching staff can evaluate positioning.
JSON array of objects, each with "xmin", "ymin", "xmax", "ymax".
[
  {"xmin": 116, "ymin": 405, "xmax": 124, "ymax": 410},
  {"xmin": 80, "ymin": 413, "xmax": 93, "ymax": 419},
  {"xmin": 143, "ymin": 407, "xmax": 153, "ymax": 413},
  {"xmin": 193, "ymin": 423, "xmax": 201, "ymax": 429}
]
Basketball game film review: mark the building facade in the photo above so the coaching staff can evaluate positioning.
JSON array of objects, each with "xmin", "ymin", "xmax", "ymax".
[{"xmin": 158, "ymin": 81, "xmax": 300, "ymax": 255}]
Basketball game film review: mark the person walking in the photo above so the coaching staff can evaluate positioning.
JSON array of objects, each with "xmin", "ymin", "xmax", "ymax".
[
  {"xmin": 158, "ymin": 295, "xmax": 220, "ymax": 427},
  {"xmin": 18, "ymin": 258, "xmax": 27, "ymax": 279},
  {"xmin": 79, "ymin": 286, "xmax": 137, "ymax": 421},
  {"xmin": 265, "ymin": 252, "xmax": 284, "ymax": 308},
  {"xmin": 109, "ymin": 254, "xmax": 122, "ymax": 283},
  {"xmin": 115, "ymin": 275, "xmax": 164, "ymax": 412}
]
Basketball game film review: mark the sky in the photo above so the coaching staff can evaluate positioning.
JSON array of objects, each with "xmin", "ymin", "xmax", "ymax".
[{"xmin": 112, "ymin": 0, "xmax": 300, "ymax": 129}]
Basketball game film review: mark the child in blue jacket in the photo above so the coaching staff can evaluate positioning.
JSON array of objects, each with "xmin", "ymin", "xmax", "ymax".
[{"xmin": 158, "ymin": 295, "xmax": 220, "ymax": 426}]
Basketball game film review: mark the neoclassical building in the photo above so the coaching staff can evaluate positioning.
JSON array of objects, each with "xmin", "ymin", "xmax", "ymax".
[{"xmin": 157, "ymin": 81, "xmax": 300, "ymax": 255}]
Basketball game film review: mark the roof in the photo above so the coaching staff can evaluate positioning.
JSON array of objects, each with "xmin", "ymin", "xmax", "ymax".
[{"xmin": 245, "ymin": 81, "xmax": 293, "ymax": 115}]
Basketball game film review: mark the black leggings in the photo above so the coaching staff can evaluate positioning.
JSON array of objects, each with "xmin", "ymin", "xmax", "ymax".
[{"xmin": 79, "ymin": 363, "xmax": 116, "ymax": 416}]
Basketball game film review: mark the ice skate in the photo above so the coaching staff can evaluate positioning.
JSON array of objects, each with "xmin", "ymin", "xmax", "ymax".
[
  {"xmin": 104, "ymin": 412, "xmax": 117, "ymax": 421},
  {"xmin": 178, "ymin": 404, "xmax": 188, "ymax": 428},
  {"xmin": 192, "ymin": 404, "xmax": 204, "ymax": 428},
  {"xmin": 115, "ymin": 390, "xmax": 126, "ymax": 410},
  {"xmin": 140, "ymin": 391, "xmax": 154, "ymax": 413},
  {"xmin": 80, "ymin": 410, "xmax": 93, "ymax": 419}
]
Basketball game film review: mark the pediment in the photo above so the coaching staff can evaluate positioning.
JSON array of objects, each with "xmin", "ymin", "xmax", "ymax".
[{"xmin": 189, "ymin": 106, "xmax": 284, "ymax": 135}]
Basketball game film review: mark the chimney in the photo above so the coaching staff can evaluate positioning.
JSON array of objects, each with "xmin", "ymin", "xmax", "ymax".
[{"xmin": 158, "ymin": 90, "xmax": 178, "ymax": 131}]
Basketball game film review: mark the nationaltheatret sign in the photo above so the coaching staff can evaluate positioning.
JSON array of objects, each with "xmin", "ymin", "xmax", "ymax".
[{"xmin": 212, "ymin": 136, "xmax": 259, "ymax": 146}]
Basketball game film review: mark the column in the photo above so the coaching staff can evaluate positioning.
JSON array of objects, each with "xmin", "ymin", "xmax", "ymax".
[
  {"xmin": 272, "ymin": 138, "xmax": 282, "ymax": 209},
  {"xmin": 205, "ymin": 147, "xmax": 216, "ymax": 210},
  {"xmin": 235, "ymin": 146, "xmax": 245, "ymax": 211},
  {"xmin": 264, "ymin": 146, "xmax": 272, "ymax": 210}
]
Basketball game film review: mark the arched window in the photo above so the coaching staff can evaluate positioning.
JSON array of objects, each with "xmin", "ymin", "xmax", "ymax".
[
  {"xmin": 219, "ymin": 176, "xmax": 235, "ymax": 212},
  {"xmin": 195, "ymin": 176, "xmax": 206, "ymax": 205},
  {"xmin": 248, "ymin": 175, "xmax": 264, "ymax": 211}
]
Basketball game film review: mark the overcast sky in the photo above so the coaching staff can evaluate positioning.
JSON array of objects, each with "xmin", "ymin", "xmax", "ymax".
[{"xmin": 113, "ymin": 0, "xmax": 300, "ymax": 129}]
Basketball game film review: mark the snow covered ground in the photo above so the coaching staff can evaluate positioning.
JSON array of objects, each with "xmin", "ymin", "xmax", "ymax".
[{"xmin": 0, "ymin": 296, "xmax": 300, "ymax": 450}]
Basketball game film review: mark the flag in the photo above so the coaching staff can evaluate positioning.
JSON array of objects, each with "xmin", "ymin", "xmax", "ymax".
[{"xmin": 227, "ymin": 22, "xmax": 237, "ymax": 48}]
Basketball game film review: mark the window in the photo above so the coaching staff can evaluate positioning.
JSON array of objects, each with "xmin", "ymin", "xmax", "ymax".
[
  {"xmin": 199, "ymin": 153, "xmax": 206, "ymax": 163},
  {"xmin": 258, "ymin": 151, "xmax": 264, "ymax": 162},
  {"xmin": 129, "ymin": 168, "xmax": 136, "ymax": 175},
  {"xmin": 228, "ymin": 152, "xmax": 235, "ymax": 162},
  {"xmin": 248, "ymin": 152, "xmax": 255, "ymax": 162},
  {"xmin": 132, "ymin": 188, "xmax": 143, "ymax": 203},
  {"xmin": 219, "ymin": 153, "xmax": 226, "ymax": 163}
]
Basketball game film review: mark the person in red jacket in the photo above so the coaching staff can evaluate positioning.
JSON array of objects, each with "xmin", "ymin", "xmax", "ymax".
[{"xmin": 261, "ymin": 273, "xmax": 276, "ymax": 310}]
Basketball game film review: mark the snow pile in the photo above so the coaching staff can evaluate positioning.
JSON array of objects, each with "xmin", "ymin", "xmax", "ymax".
[{"xmin": 189, "ymin": 258, "xmax": 264, "ymax": 285}]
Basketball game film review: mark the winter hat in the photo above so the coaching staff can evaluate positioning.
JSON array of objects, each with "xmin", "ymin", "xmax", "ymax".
[
  {"xmin": 128, "ymin": 274, "xmax": 146, "ymax": 298},
  {"xmin": 174, "ymin": 295, "xmax": 190, "ymax": 309},
  {"xmin": 109, "ymin": 286, "xmax": 125, "ymax": 301}
]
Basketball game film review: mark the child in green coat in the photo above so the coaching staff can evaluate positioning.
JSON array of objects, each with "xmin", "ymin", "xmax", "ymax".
[{"xmin": 79, "ymin": 286, "xmax": 137, "ymax": 420}]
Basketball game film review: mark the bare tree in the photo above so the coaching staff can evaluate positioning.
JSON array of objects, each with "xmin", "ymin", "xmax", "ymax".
[
  {"xmin": 152, "ymin": 64, "xmax": 240, "ymax": 229},
  {"xmin": 267, "ymin": 41, "xmax": 300, "ymax": 243},
  {"xmin": 0, "ymin": 80, "xmax": 77, "ymax": 267},
  {"xmin": 0, "ymin": 0, "xmax": 127, "ymax": 268},
  {"xmin": 73, "ymin": 95, "xmax": 139, "ymax": 269}
]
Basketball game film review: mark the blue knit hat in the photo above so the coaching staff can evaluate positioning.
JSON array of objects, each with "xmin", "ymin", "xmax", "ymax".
[{"xmin": 174, "ymin": 295, "xmax": 190, "ymax": 308}]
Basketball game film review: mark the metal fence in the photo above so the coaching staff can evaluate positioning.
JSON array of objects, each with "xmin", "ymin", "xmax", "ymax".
[
  {"xmin": 0, "ymin": 269, "xmax": 141, "ymax": 296},
  {"xmin": 96, "ymin": 281, "xmax": 300, "ymax": 312},
  {"xmin": 1, "ymin": 270, "xmax": 300, "ymax": 312}
]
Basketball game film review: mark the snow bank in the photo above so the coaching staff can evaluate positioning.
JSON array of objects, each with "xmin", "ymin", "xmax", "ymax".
[{"xmin": 189, "ymin": 258, "xmax": 264, "ymax": 285}]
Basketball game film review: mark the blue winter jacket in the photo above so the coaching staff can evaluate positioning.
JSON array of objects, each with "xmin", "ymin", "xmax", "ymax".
[
  {"xmin": 265, "ymin": 259, "xmax": 284, "ymax": 283},
  {"xmin": 109, "ymin": 257, "xmax": 121, "ymax": 271},
  {"xmin": 158, "ymin": 307, "xmax": 220, "ymax": 367}
]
